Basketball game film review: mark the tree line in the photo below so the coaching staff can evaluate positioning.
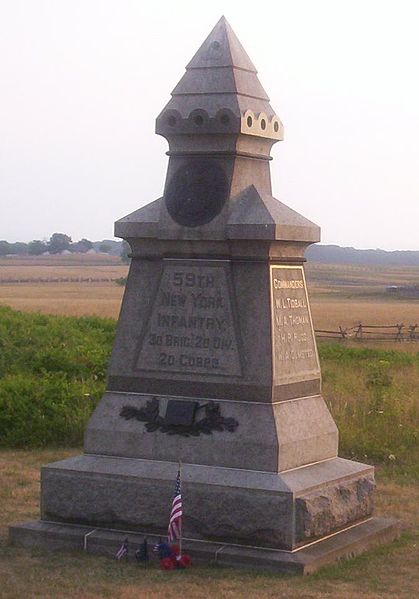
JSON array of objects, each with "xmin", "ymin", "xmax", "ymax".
[
  {"xmin": 305, "ymin": 244, "xmax": 419, "ymax": 266},
  {"xmin": 0, "ymin": 233, "xmax": 116, "ymax": 256}
]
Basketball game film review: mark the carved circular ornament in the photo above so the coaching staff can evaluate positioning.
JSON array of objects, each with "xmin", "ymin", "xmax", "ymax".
[{"xmin": 165, "ymin": 160, "xmax": 228, "ymax": 227}]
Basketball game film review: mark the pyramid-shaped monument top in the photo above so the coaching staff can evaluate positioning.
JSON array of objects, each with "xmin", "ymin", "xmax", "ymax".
[
  {"xmin": 186, "ymin": 16, "xmax": 257, "ymax": 71},
  {"xmin": 116, "ymin": 17, "xmax": 319, "ymax": 245},
  {"xmin": 156, "ymin": 17, "xmax": 283, "ymax": 141}
]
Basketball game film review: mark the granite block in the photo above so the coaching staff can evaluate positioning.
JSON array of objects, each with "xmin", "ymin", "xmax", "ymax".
[
  {"xmin": 85, "ymin": 392, "xmax": 338, "ymax": 472},
  {"xmin": 40, "ymin": 455, "xmax": 375, "ymax": 550},
  {"xmin": 9, "ymin": 518, "xmax": 401, "ymax": 575},
  {"xmin": 295, "ymin": 475, "xmax": 375, "ymax": 543}
]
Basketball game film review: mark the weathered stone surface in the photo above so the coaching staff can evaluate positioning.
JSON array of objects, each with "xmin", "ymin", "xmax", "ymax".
[
  {"xmin": 9, "ymin": 518, "xmax": 401, "ymax": 575},
  {"xmin": 40, "ymin": 455, "xmax": 374, "ymax": 550},
  {"xmin": 85, "ymin": 392, "xmax": 337, "ymax": 471},
  {"xmin": 41, "ymin": 457, "xmax": 293, "ymax": 548},
  {"xmin": 275, "ymin": 395, "xmax": 338, "ymax": 471},
  {"xmin": 106, "ymin": 257, "xmax": 322, "ymax": 403},
  {"xmin": 135, "ymin": 261, "xmax": 242, "ymax": 376},
  {"xmin": 295, "ymin": 476, "xmax": 375, "ymax": 542},
  {"xmin": 85, "ymin": 392, "xmax": 278, "ymax": 470}
]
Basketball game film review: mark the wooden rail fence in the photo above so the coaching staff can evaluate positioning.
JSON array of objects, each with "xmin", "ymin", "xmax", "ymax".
[{"xmin": 315, "ymin": 323, "xmax": 418, "ymax": 341}]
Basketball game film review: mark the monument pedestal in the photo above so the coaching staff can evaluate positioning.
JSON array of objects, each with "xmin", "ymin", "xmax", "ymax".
[
  {"xmin": 10, "ymin": 452, "xmax": 399, "ymax": 574},
  {"xmin": 9, "ymin": 17, "xmax": 400, "ymax": 572},
  {"xmin": 38, "ymin": 454, "xmax": 376, "ymax": 550}
]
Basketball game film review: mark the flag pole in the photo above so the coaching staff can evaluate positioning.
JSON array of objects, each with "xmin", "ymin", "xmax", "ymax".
[{"xmin": 178, "ymin": 460, "xmax": 183, "ymax": 557}]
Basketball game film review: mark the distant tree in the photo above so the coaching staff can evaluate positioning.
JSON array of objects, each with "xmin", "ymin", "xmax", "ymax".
[
  {"xmin": 120, "ymin": 240, "xmax": 131, "ymax": 264},
  {"xmin": 0, "ymin": 240, "xmax": 11, "ymax": 255},
  {"xmin": 71, "ymin": 238, "xmax": 93, "ymax": 253},
  {"xmin": 48, "ymin": 233, "xmax": 72, "ymax": 254},
  {"xmin": 28, "ymin": 240, "xmax": 47, "ymax": 255},
  {"xmin": 8, "ymin": 242, "xmax": 28, "ymax": 255},
  {"xmin": 99, "ymin": 242, "xmax": 112, "ymax": 254}
]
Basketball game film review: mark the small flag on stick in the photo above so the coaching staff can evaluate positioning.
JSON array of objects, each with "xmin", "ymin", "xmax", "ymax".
[
  {"xmin": 168, "ymin": 467, "xmax": 182, "ymax": 544},
  {"xmin": 115, "ymin": 538, "xmax": 128, "ymax": 560}
]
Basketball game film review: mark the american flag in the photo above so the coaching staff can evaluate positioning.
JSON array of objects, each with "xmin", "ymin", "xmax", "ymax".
[
  {"xmin": 167, "ymin": 469, "xmax": 182, "ymax": 543},
  {"xmin": 115, "ymin": 538, "xmax": 128, "ymax": 560}
]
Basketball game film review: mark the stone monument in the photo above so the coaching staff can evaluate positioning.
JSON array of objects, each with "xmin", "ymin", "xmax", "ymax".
[{"xmin": 10, "ymin": 17, "xmax": 399, "ymax": 573}]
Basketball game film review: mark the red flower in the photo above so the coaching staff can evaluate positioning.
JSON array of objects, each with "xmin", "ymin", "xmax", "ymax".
[
  {"xmin": 160, "ymin": 557, "xmax": 175, "ymax": 570},
  {"xmin": 170, "ymin": 544, "xmax": 180, "ymax": 556},
  {"xmin": 177, "ymin": 554, "xmax": 192, "ymax": 569},
  {"xmin": 170, "ymin": 553, "xmax": 178, "ymax": 566}
]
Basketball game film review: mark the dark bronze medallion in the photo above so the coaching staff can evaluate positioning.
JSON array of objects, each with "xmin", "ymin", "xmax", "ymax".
[{"xmin": 165, "ymin": 160, "xmax": 228, "ymax": 227}]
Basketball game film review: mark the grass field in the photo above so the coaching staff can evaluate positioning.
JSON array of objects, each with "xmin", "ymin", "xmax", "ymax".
[
  {"xmin": 310, "ymin": 297, "xmax": 419, "ymax": 332},
  {"xmin": 0, "ymin": 450, "xmax": 417, "ymax": 598},
  {"xmin": 306, "ymin": 262, "xmax": 419, "ymax": 333},
  {"xmin": 305, "ymin": 262, "xmax": 419, "ymax": 295},
  {"xmin": 0, "ymin": 254, "xmax": 126, "ymax": 280},
  {"xmin": 0, "ymin": 255, "xmax": 126, "ymax": 318},
  {"xmin": 0, "ymin": 281, "xmax": 124, "ymax": 319}
]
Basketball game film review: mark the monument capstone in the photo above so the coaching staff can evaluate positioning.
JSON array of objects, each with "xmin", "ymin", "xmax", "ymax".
[{"xmin": 10, "ymin": 17, "xmax": 399, "ymax": 573}]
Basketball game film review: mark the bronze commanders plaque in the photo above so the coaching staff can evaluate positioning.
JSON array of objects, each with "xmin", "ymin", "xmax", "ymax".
[{"xmin": 270, "ymin": 265, "xmax": 320, "ymax": 385}]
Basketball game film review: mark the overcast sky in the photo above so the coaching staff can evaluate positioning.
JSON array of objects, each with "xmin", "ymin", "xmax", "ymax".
[{"xmin": 1, "ymin": 0, "xmax": 418, "ymax": 250}]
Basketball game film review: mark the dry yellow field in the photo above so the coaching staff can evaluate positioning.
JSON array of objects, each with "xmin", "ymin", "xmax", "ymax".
[
  {"xmin": 0, "ymin": 256, "xmax": 418, "ymax": 330},
  {"xmin": 306, "ymin": 261, "xmax": 419, "ymax": 292},
  {"xmin": 0, "ymin": 254, "xmax": 127, "ymax": 281},
  {"xmin": 0, "ymin": 282, "xmax": 125, "ymax": 319},
  {"xmin": 0, "ymin": 255, "xmax": 127, "ymax": 318},
  {"xmin": 2, "ymin": 283, "xmax": 418, "ymax": 330},
  {"xmin": 305, "ymin": 262, "xmax": 419, "ymax": 330},
  {"xmin": 310, "ymin": 297, "xmax": 419, "ymax": 331}
]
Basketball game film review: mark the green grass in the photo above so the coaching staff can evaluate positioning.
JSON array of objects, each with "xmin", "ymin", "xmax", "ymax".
[
  {"xmin": 319, "ymin": 342, "xmax": 419, "ymax": 478},
  {"xmin": 0, "ymin": 305, "xmax": 418, "ymax": 478},
  {"xmin": 0, "ymin": 306, "xmax": 113, "ymax": 446},
  {"xmin": 318, "ymin": 342, "xmax": 416, "ymax": 365}
]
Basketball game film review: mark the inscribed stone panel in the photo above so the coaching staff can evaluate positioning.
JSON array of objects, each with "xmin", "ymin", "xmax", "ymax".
[{"xmin": 136, "ymin": 260, "xmax": 242, "ymax": 377}]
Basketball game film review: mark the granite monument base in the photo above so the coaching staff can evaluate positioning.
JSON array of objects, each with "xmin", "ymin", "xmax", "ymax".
[
  {"xmin": 10, "ymin": 453, "xmax": 381, "ymax": 551},
  {"xmin": 9, "ymin": 517, "xmax": 400, "ymax": 576}
]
